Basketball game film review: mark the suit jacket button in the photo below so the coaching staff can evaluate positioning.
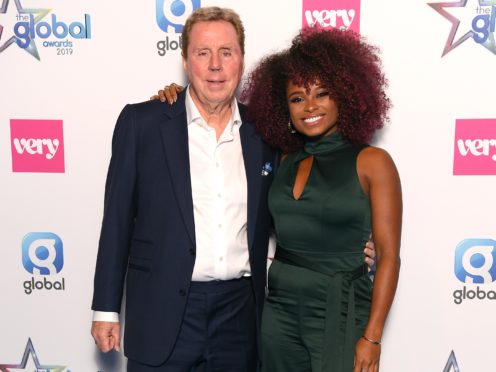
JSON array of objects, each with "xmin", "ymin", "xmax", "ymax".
[
  {"xmin": 189, "ymin": 248, "xmax": 195, "ymax": 256},
  {"xmin": 179, "ymin": 289, "xmax": 186, "ymax": 296}
]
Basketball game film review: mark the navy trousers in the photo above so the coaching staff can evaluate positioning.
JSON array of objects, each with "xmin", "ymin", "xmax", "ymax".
[{"xmin": 127, "ymin": 277, "xmax": 258, "ymax": 372}]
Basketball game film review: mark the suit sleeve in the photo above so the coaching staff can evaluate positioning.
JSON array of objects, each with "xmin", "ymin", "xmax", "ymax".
[{"xmin": 92, "ymin": 104, "xmax": 138, "ymax": 313}]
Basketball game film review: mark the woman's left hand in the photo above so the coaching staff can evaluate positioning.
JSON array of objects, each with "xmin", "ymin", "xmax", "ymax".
[{"xmin": 353, "ymin": 336, "xmax": 381, "ymax": 372}]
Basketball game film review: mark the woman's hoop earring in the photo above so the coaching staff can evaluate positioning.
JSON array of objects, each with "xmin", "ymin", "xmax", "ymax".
[{"xmin": 288, "ymin": 120, "xmax": 296, "ymax": 134}]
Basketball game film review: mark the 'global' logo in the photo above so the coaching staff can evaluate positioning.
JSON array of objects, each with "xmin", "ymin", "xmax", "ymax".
[
  {"xmin": 453, "ymin": 118, "xmax": 496, "ymax": 175},
  {"xmin": 452, "ymin": 238, "xmax": 496, "ymax": 304},
  {"xmin": 10, "ymin": 119, "xmax": 65, "ymax": 173},
  {"xmin": 22, "ymin": 232, "xmax": 64, "ymax": 275},
  {"xmin": 156, "ymin": 0, "xmax": 200, "ymax": 33},
  {"xmin": 0, "ymin": 0, "xmax": 92, "ymax": 59},
  {"xmin": 14, "ymin": 13, "xmax": 91, "ymax": 48},
  {"xmin": 156, "ymin": 0, "xmax": 200, "ymax": 56},
  {"xmin": 302, "ymin": 0, "xmax": 361, "ymax": 33},
  {"xmin": 21, "ymin": 232, "xmax": 66, "ymax": 295},
  {"xmin": 429, "ymin": 0, "xmax": 496, "ymax": 56}
]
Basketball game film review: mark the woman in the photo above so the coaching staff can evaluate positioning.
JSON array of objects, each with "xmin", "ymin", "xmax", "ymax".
[
  {"xmin": 154, "ymin": 28, "xmax": 401, "ymax": 372},
  {"xmin": 240, "ymin": 29, "xmax": 401, "ymax": 372}
]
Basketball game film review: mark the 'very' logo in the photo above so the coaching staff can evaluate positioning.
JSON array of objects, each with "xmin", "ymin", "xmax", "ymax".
[
  {"xmin": 10, "ymin": 119, "xmax": 65, "ymax": 173},
  {"xmin": 453, "ymin": 118, "xmax": 496, "ymax": 175},
  {"xmin": 302, "ymin": 0, "xmax": 361, "ymax": 33}
]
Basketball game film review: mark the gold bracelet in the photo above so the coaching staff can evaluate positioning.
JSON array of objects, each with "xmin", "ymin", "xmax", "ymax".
[{"xmin": 362, "ymin": 335, "xmax": 381, "ymax": 346}]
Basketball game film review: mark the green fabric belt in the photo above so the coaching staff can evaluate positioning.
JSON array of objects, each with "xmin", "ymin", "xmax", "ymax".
[{"xmin": 275, "ymin": 247, "xmax": 368, "ymax": 371}]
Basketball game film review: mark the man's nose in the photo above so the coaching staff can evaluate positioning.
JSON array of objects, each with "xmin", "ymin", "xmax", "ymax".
[{"xmin": 209, "ymin": 53, "xmax": 222, "ymax": 71}]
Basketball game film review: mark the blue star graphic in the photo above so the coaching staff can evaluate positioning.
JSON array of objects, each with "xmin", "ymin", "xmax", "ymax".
[
  {"xmin": 0, "ymin": 0, "xmax": 50, "ymax": 60},
  {"xmin": 428, "ymin": 0, "xmax": 496, "ymax": 56},
  {"xmin": 0, "ymin": 338, "xmax": 66, "ymax": 372}
]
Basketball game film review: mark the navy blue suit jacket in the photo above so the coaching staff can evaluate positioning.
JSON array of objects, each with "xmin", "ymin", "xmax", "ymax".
[{"xmin": 92, "ymin": 91, "xmax": 277, "ymax": 365}]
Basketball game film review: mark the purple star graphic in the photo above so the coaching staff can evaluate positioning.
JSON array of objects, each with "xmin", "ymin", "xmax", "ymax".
[
  {"xmin": 428, "ymin": 0, "xmax": 472, "ymax": 56},
  {"xmin": 0, "ymin": 0, "xmax": 51, "ymax": 60},
  {"xmin": 429, "ymin": 0, "xmax": 496, "ymax": 56},
  {"xmin": 0, "ymin": 338, "xmax": 66, "ymax": 372}
]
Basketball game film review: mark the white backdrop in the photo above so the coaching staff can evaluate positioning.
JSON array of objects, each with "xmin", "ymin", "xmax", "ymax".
[{"xmin": 2, "ymin": 0, "xmax": 496, "ymax": 371}]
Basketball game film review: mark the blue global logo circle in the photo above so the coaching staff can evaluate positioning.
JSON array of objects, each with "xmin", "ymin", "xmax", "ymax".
[{"xmin": 171, "ymin": 0, "xmax": 186, "ymax": 16}]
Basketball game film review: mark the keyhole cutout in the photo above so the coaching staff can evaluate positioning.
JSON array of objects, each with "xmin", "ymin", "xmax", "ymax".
[{"xmin": 293, "ymin": 155, "xmax": 314, "ymax": 200}]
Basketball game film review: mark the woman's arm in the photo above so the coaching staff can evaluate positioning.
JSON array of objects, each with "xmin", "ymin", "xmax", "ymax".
[{"xmin": 354, "ymin": 146, "xmax": 402, "ymax": 372}]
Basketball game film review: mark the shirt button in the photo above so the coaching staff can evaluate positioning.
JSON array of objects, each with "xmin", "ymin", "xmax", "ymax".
[
  {"xmin": 219, "ymin": 257, "xmax": 223, "ymax": 261},
  {"xmin": 179, "ymin": 289, "xmax": 186, "ymax": 296},
  {"xmin": 217, "ymin": 193, "xmax": 221, "ymax": 198},
  {"xmin": 218, "ymin": 224, "xmax": 222, "ymax": 228},
  {"xmin": 216, "ymin": 162, "xmax": 220, "ymax": 167}
]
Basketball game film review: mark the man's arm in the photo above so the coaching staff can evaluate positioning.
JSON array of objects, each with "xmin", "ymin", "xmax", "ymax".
[{"xmin": 91, "ymin": 105, "xmax": 138, "ymax": 353}]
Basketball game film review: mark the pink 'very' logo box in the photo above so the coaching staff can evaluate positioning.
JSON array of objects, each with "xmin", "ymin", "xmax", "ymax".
[
  {"xmin": 10, "ymin": 119, "xmax": 65, "ymax": 173},
  {"xmin": 302, "ymin": 0, "xmax": 361, "ymax": 33},
  {"xmin": 453, "ymin": 118, "xmax": 496, "ymax": 175}
]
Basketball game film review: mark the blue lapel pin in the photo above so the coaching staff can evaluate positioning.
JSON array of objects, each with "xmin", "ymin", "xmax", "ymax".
[{"xmin": 261, "ymin": 162, "xmax": 273, "ymax": 176}]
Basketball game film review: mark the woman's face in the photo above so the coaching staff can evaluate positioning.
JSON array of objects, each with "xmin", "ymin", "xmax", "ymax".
[{"xmin": 286, "ymin": 80, "xmax": 339, "ymax": 138}]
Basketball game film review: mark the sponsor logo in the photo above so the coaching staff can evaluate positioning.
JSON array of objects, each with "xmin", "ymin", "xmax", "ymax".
[
  {"xmin": 21, "ymin": 232, "xmax": 66, "ymax": 295},
  {"xmin": 156, "ymin": 0, "xmax": 201, "ymax": 56},
  {"xmin": 429, "ymin": 0, "xmax": 496, "ymax": 57},
  {"xmin": 453, "ymin": 118, "xmax": 496, "ymax": 175},
  {"xmin": 453, "ymin": 238, "xmax": 496, "ymax": 304},
  {"xmin": 10, "ymin": 119, "xmax": 65, "ymax": 173},
  {"xmin": 302, "ymin": 0, "xmax": 361, "ymax": 33},
  {"xmin": 0, "ymin": 338, "xmax": 68, "ymax": 371},
  {"xmin": 0, "ymin": 0, "xmax": 91, "ymax": 60}
]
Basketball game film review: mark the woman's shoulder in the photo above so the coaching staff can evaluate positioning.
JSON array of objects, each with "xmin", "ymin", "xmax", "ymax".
[
  {"xmin": 357, "ymin": 146, "xmax": 398, "ymax": 175},
  {"xmin": 359, "ymin": 145, "xmax": 393, "ymax": 161}
]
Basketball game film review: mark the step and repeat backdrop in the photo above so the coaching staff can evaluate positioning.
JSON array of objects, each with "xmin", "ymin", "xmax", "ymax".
[{"xmin": 1, "ymin": 0, "xmax": 496, "ymax": 370}]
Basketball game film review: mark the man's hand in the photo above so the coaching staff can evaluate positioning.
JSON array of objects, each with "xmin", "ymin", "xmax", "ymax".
[
  {"xmin": 150, "ymin": 83, "xmax": 184, "ymax": 104},
  {"xmin": 364, "ymin": 239, "xmax": 376, "ymax": 272},
  {"xmin": 91, "ymin": 321, "xmax": 121, "ymax": 353}
]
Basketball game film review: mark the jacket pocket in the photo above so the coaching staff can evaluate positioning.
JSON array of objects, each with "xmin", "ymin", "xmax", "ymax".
[{"xmin": 128, "ymin": 239, "xmax": 154, "ymax": 271}]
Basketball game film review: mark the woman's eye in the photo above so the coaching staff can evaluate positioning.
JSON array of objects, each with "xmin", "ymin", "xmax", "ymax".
[
  {"xmin": 317, "ymin": 91, "xmax": 330, "ymax": 98},
  {"xmin": 290, "ymin": 97, "xmax": 303, "ymax": 103}
]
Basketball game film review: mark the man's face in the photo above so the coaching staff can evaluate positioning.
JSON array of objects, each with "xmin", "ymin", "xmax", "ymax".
[{"xmin": 183, "ymin": 21, "xmax": 244, "ymax": 109}]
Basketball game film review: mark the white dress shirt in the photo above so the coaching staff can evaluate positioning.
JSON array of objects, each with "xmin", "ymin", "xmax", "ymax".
[
  {"xmin": 93, "ymin": 87, "xmax": 249, "ymax": 322},
  {"xmin": 185, "ymin": 87, "xmax": 250, "ymax": 281}
]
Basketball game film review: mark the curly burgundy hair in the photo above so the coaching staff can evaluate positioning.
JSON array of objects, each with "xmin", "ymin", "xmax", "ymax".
[{"xmin": 240, "ymin": 28, "xmax": 391, "ymax": 153}]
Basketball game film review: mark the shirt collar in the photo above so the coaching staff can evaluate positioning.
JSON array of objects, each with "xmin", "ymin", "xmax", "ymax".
[{"xmin": 185, "ymin": 85, "xmax": 242, "ymax": 133}]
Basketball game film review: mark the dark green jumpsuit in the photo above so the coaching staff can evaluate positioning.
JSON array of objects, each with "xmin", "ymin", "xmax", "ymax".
[{"xmin": 262, "ymin": 131, "xmax": 372, "ymax": 372}]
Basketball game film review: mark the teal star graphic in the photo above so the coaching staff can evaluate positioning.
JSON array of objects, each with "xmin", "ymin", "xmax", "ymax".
[
  {"xmin": 428, "ymin": 0, "xmax": 496, "ymax": 56},
  {"xmin": 0, "ymin": 0, "xmax": 50, "ymax": 60},
  {"xmin": 0, "ymin": 338, "xmax": 66, "ymax": 372}
]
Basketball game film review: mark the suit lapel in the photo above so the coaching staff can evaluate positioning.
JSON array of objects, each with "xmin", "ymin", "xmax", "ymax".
[
  {"xmin": 158, "ymin": 92, "xmax": 196, "ymax": 246},
  {"xmin": 240, "ymin": 110, "xmax": 263, "ymax": 252}
]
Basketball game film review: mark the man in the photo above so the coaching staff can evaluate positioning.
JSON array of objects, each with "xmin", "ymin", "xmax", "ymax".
[{"xmin": 91, "ymin": 7, "xmax": 277, "ymax": 371}]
